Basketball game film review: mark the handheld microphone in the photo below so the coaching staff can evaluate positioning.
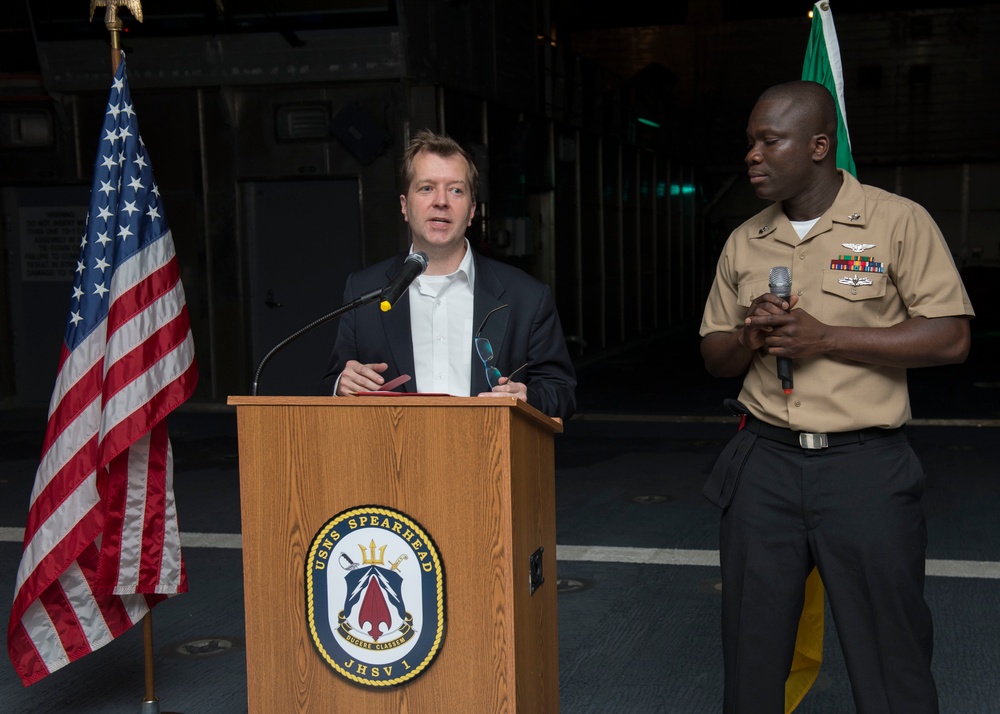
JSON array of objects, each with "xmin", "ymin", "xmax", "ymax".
[
  {"xmin": 380, "ymin": 252, "xmax": 428, "ymax": 312},
  {"xmin": 768, "ymin": 266, "xmax": 794, "ymax": 394}
]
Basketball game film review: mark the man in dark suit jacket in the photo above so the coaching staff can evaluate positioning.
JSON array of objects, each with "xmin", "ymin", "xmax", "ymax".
[{"xmin": 321, "ymin": 130, "xmax": 576, "ymax": 420}]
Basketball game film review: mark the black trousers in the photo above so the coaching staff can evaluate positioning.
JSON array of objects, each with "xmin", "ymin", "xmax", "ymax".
[{"xmin": 716, "ymin": 428, "xmax": 938, "ymax": 714}]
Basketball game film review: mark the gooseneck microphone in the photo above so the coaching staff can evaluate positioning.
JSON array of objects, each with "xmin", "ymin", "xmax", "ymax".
[
  {"xmin": 251, "ymin": 285, "xmax": 383, "ymax": 396},
  {"xmin": 768, "ymin": 266, "xmax": 794, "ymax": 394},
  {"xmin": 380, "ymin": 252, "xmax": 429, "ymax": 312},
  {"xmin": 251, "ymin": 252, "xmax": 431, "ymax": 395}
]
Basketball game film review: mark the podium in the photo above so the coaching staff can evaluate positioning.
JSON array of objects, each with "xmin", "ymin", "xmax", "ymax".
[{"xmin": 228, "ymin": 395, "xmax": 563, "ymax": 713}]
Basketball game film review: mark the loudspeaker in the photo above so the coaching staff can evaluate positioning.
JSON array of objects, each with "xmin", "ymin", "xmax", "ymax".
[{"xmin": 330, "ymin": 101, "xmax": 390, "ymax": 165}]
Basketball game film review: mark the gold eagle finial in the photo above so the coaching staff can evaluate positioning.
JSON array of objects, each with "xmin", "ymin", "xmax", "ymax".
[{"xmin": 89, "ymin": 0, "xmax": 144, "ymax": 25}]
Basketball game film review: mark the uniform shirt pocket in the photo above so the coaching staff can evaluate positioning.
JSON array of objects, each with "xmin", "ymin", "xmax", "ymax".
[
  {"xmin": 821, "ymin": 269, "xmax": 888, "ymax": 301},
  {"xmin": 737, "ymin": 279, "xmax": 771, "ymax": 308}
]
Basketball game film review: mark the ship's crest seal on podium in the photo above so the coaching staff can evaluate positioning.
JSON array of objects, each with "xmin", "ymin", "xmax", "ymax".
[{"xmin": 306, "ymin": 505, "xmax": 446, "ymax": 687}]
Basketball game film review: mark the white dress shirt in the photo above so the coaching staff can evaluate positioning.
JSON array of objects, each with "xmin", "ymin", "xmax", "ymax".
[{"xmin": 408, "ymin": 242, "xmax": 476, "ymax": 395}]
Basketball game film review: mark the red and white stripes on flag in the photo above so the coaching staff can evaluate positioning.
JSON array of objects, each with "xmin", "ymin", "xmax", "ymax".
[{"xmin": 7, "ymin": 53, "xmax": 197, "ymax": 686}]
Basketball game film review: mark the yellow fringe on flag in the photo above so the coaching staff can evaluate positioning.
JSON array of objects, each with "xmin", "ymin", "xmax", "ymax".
[{"xmin": 784, "ymin": 568, "xmax": 825, "ymax": 712}]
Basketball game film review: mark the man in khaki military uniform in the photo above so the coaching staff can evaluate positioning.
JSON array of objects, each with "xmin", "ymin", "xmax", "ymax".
[{"xmin": 700, "ymin": 80, "xmax": 974, "ymax": 714}]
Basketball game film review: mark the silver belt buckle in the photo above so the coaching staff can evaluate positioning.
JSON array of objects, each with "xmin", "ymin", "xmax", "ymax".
[{"xmin": 798, "ymin": 432, "xmax": 829, "ymax": 449}]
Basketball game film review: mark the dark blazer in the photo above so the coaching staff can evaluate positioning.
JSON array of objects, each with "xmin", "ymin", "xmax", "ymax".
[{"xmin": 321, "ymin": 250, "xmax": 577, "ymax": 420}]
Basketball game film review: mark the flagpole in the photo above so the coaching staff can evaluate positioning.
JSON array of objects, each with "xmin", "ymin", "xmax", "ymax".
[
  {"xmin": 105, "ymin": 10, "xmax": 122, "ymax": 76},
  {"xmin": 87, "ymin": 13, "xmax": 179, "ymax": 714},
  {"xmin": 784, "ymin": 7, "xmax": 858, "ymax": 712},
  {"xmin": 141, "ymin": 611, "xmax": 182, "ymax": 714},
  {"xmin": 141, "ymin": 612, "xmax": 160, "ymax": 713}
]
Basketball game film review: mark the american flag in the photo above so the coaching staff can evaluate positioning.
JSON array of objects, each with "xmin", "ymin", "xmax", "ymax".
[{"xmin": 7, "ymin": 53, "xmax": 197, "ymax": 686}]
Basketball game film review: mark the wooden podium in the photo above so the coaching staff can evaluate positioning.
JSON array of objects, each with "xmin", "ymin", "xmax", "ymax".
[{"xmin": 228, "ymin": 395, "xmax": 563, "ymax": 713}]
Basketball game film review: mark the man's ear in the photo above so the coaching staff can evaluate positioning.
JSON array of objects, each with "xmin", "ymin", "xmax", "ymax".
[
  {"xmin": 812, "ymin": 133, "xmax": 832, "ymax": 162},
  {"xmin": 400, "ymin": 194, "xmax": 408, "ymax": 222},
  {"xmin": 467, "ymin": 202, "xmax": 476, "ymax": 227}
]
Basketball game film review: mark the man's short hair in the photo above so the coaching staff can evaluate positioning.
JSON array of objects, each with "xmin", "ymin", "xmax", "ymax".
[
  {"xmin": 400, "ymin": 129, "xmax": 480, "ymax": 200},
  {"xmin": 759, "ymin": 80, "xmax": 838, "ymax": 139}
]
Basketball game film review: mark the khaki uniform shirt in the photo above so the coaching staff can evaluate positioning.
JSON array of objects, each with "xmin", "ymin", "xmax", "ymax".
[{"xmin": 701, "ymin": 171, "xmax": 975, "ymax": 433}]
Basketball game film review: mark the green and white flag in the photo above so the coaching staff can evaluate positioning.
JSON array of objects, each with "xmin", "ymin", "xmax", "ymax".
[
  {"xmin": 802, "ymin": 1, "xmax": 857, "ymax": 177},
  {"xmin": 786, "ymin": 7, "xmax": 857, "ymax": 712}
]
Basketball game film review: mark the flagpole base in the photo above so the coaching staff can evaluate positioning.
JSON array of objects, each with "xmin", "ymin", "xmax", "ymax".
[{"xmin": 140, "ymin": 699, "xmax": 182, "ymax": 714}]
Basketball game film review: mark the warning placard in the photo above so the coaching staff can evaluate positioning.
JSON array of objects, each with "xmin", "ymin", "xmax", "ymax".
[{"xmin": 20, "ymin": 207, "xmax": 87, "ymax": 282}]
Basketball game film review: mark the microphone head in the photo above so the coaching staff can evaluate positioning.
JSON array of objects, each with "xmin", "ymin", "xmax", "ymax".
[
  {"xmin": 769, "ymin": 266, "xmax": 791, "ymax": 295},
  {"xmin": 407, "ymin": 251, "xmax": 429, "ymax": 272},
  {"xmin": 380, "ymin": 252, "xmax": 430, "ymax": 312}
]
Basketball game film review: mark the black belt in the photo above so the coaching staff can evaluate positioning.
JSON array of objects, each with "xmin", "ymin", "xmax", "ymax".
[{"xmin": 744, "ymin": 415, "xmax": 904, "ymax": 450}]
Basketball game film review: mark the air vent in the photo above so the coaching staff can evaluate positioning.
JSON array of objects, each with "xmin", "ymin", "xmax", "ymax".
[
  {"xmin": 275, "ymin": 104, "xmax": 330, "ymax": 141},
  {"xmin": 0, "ymin": 109, "xmax": 55, "ymax": 148}
]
